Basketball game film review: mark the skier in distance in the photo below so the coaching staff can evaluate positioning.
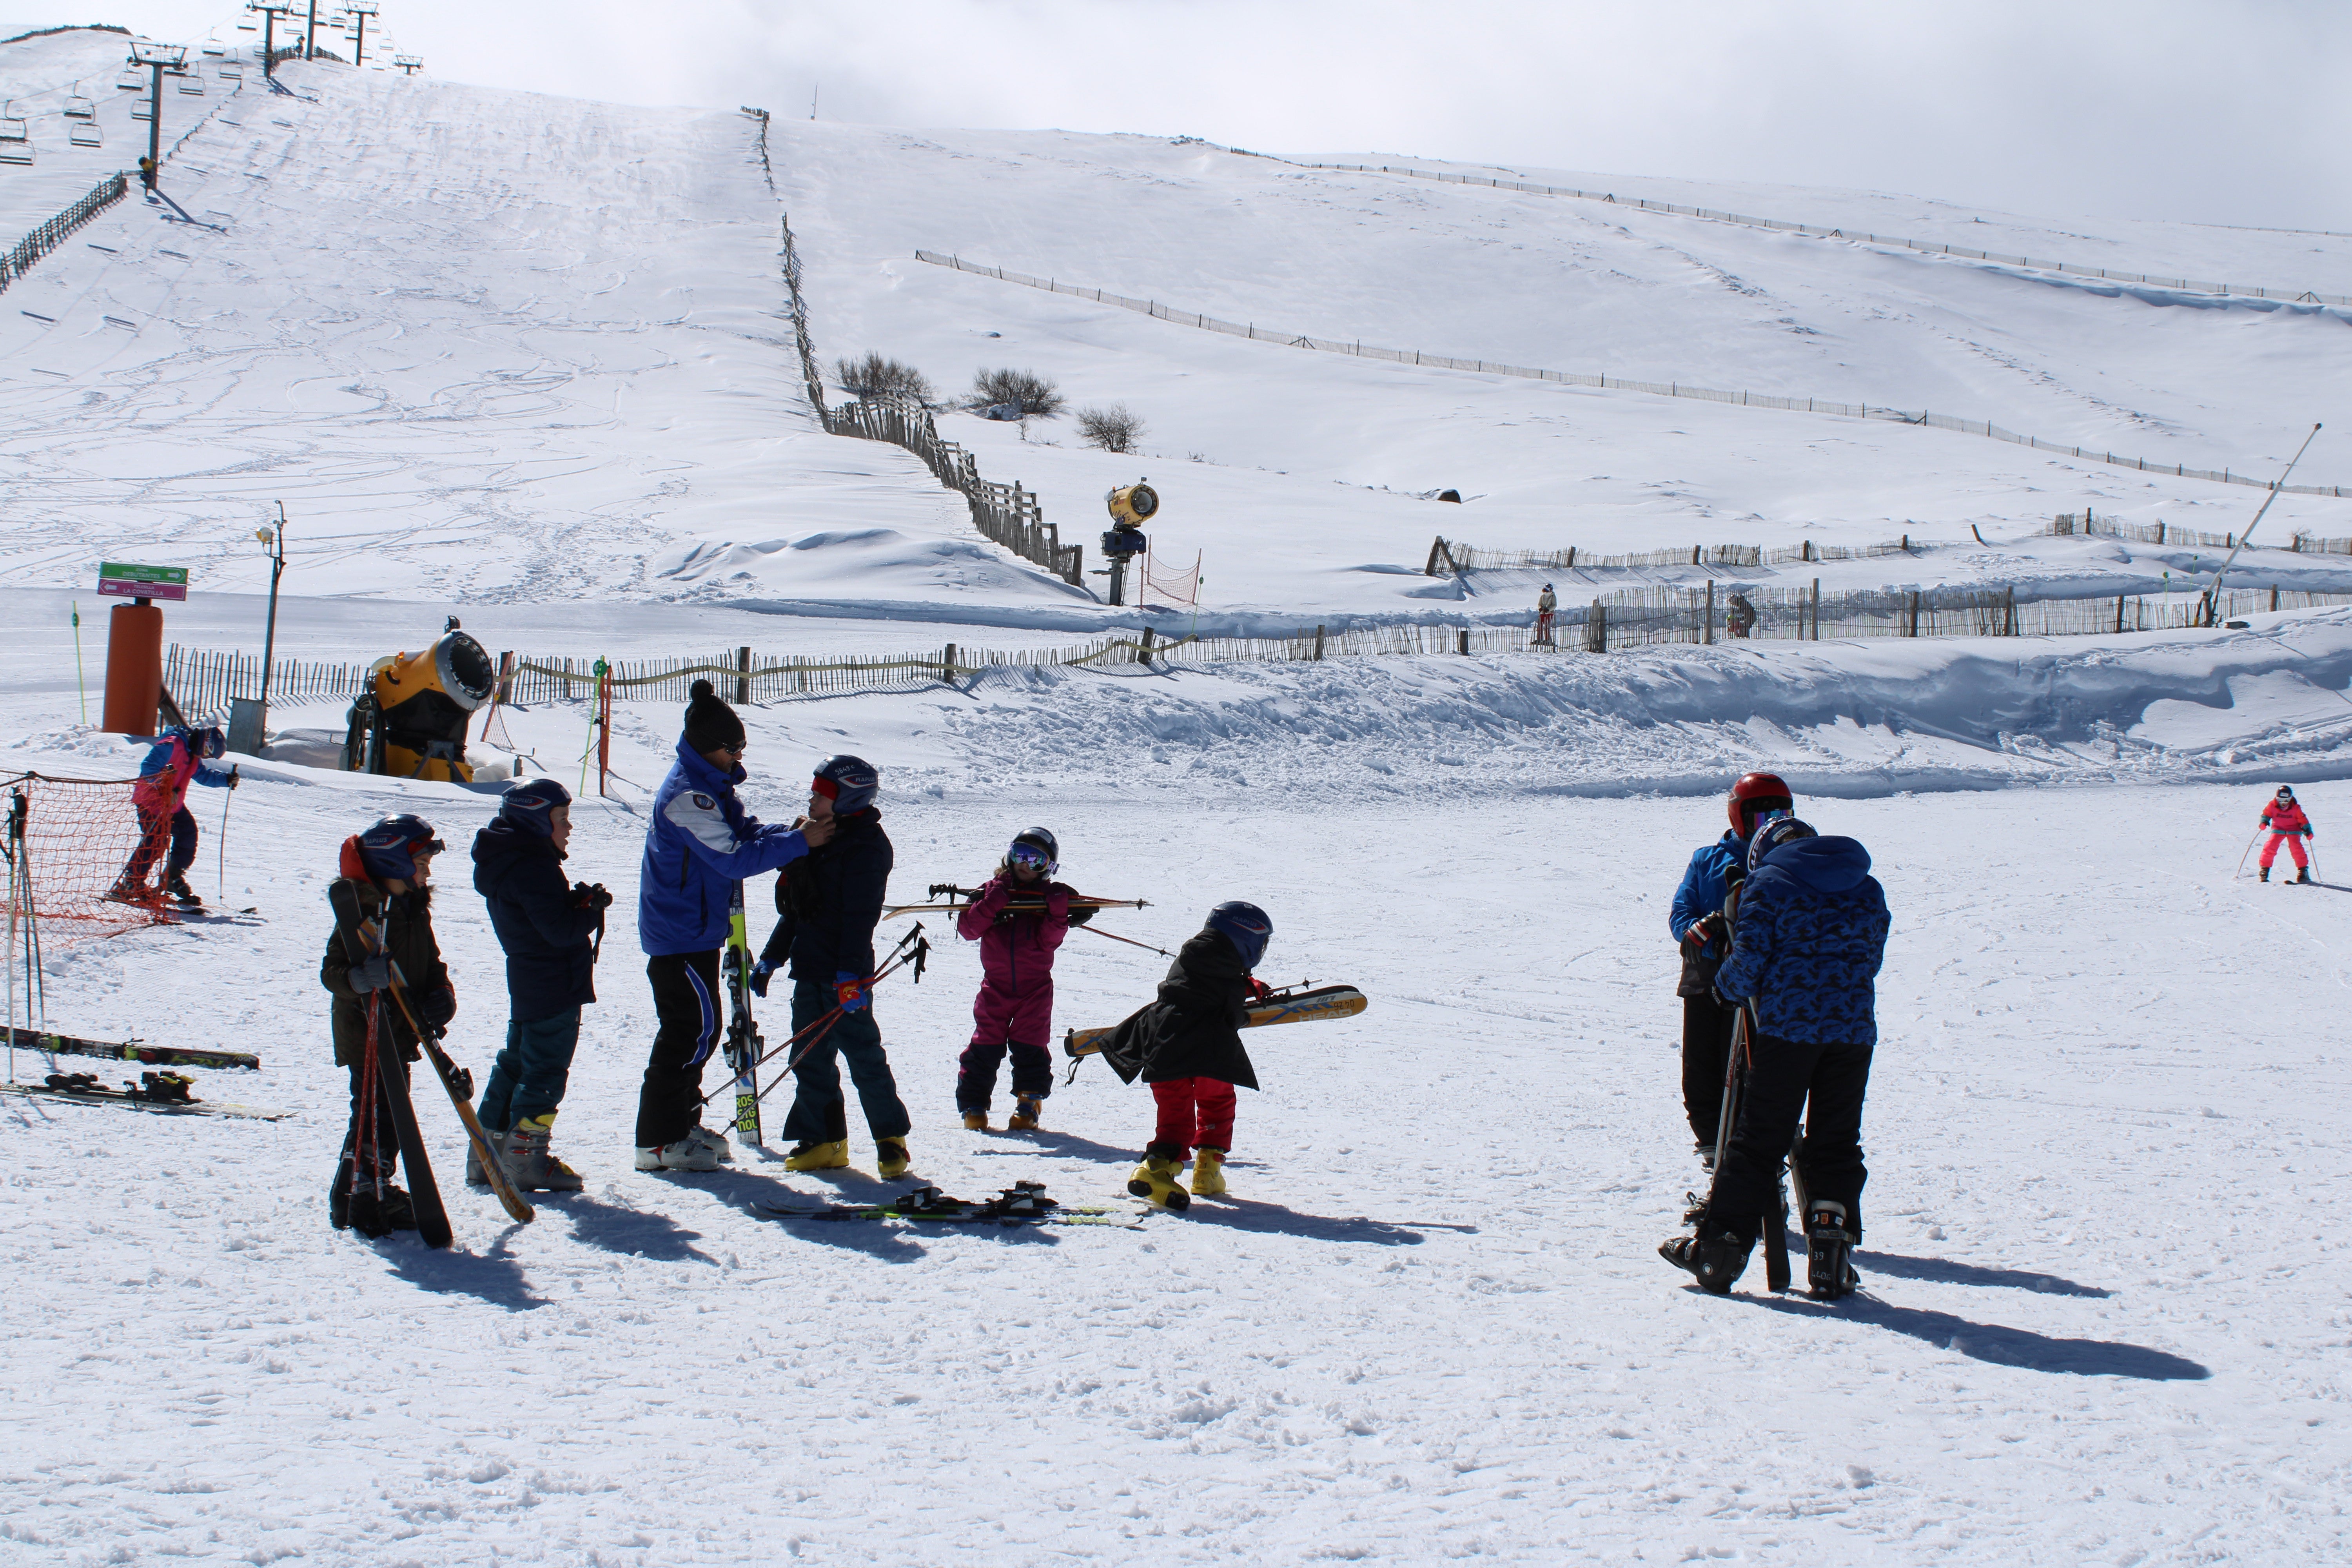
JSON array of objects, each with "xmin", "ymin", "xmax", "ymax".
[
  {"xmin": 113, "ymin": 724, "xmax": 238, "ymax": 906},
  {"xmin": 2258, "ymin": 786, "xmax": 2314, "ymax": 884},
  {"xmin": 1534, "ymin": 584, "xmax": 1558, "ymax": 647},
  {"xmin": 954, "ymin": 827, "xmax": 1081, "ymax": 1132},
  {"xmin": 1669, "ymin": 773, "xmax": 1792, "ymax": 1167},
  {"xmin": 757, "ymin": 755, "xmax": 913, "ymax": 1178},
  {"xmin": 632, "ymin": 681, "xmax": 831, "ymax": 1173},
  {"xmin": 1661, "ymin": 816, "xmax": 1889, "ymax": 1300}
]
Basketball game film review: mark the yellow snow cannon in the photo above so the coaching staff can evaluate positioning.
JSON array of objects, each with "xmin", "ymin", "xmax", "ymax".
[
  {"xmin": 344, "ymin": 619, "xmax": 496, "ymax": 782},
  {"xmin": 1101, "ymin": 481, "xmax": 1158, "ymax": 606}
]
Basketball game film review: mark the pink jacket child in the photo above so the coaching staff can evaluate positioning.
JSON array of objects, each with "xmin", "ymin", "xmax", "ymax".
[
  {"xmin": 2259, "ymin": 787, "xmax": 2315, "ymax": 882},
  {"xmin": 116, "ymin": 725, "xmax": 237, "ymax": 904},
  {"xmin": 954, "ymin": 827, "xmax": 1076, "ymax": 1131}
]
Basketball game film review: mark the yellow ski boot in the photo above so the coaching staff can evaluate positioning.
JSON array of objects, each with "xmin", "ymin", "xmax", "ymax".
[
  {"xmin": 962, "ymin": 1111, "xmax": 990, "ymax": 1132},
  {"xmin": 875, "ymin": 1138, "xmax": 911, "ymax": 1180},
  {"xmin": 1008, "ymin": 1094, "xmax": 1043, "ymax": 1132},
  {"xmin": 1189, "ymin": 1147, "xmax": 1227, "ymax": 1198},
  {"xmin": 785, "ymin": 1139, "xmax": 850, "ymax": 1171},
  {"xmin": 1126, "ymin": 1145, "xmax": 1191, "ymax": 1211}
]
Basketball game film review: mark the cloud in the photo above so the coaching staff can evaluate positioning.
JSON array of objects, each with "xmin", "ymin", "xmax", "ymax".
[{"xmin": 60, "ymin": 0, "xmax": 2352, "ymax": 227}]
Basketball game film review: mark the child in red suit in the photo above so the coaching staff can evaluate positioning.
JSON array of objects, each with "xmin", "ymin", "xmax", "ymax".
[
  {"xmin": 954, "ymin": 828, "xmax": 1076, "ymax": 1131},
  {"xmin": 2259, "ymin": 786, "xmax": 2315, "ymax": 884}
]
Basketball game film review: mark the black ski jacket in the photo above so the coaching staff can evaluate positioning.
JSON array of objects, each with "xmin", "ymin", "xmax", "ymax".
[
  {"xmin": 761, "ymin": 809, "xmax": 893, "ymax": 980},
  {"xmin": 321, "ymin": 877, "xmax": 452, "ymax": 1066},
  {"xmin": 1098, "ymin": 929, "xmax": 1260, "ymax": 1090},
  {"xmin": 472, "ymin": 819, "xmax": 599, "ymax": 1022}
]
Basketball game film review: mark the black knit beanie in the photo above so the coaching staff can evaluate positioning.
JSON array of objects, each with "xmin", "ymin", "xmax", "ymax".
[{"xmin": 683, "ymin": 679, "xmax": 746, "ymax": 754}]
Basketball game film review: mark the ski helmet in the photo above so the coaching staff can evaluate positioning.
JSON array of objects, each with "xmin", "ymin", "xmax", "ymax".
[
  {"xmin": 192, "ymin": 726, "xmax": 226, "ymax": 760},
  {"xmin": 499, "ymin": 778, "xmax": 573, "ymax": 838},
  {"xmin": 1748, "ymin": 815, "xmax": 1818, "ymax": 871},
  {"xmin": 1206, "ymin": 900, "xmax": 1273, "ymax": 970},
  {"xmin": 2277, "ymin": 786, "xmax": 2297, "ymax": 803},
  {"xmin": 1009, "ymin": 826, "xmax": 1059, "ymax": 875},
  {"xmin": 357, "ymin": 813, "xmax": 445, "ymax": 883},
  {"xmin": 811, "ymin": 754, "xmax": 879, "ymax": 815},
  {"xmin": 1727, "ymin": 771, "xmax": 1793, "ymax": 837}
]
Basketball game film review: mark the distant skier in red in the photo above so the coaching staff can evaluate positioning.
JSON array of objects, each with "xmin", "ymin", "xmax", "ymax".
[{"xmin": 2258, "ymin": 786, "xmax": 2314, "ymax": 884}]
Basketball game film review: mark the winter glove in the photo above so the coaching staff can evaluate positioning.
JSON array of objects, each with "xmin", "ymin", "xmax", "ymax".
[
  {"xmin": 1245, "ymin": 976, "xmax": 1273, "ymax": 1003},
  {"xmin": 350, "ymin": 954, "xmax": 392, "ymax": 994},
  {"xmin": 571, "ymin": 881, "xmax": 614, "ymax": 910},
  {"xmin": 1682, "ymin": 913, "xmax": 1728, "ymax": 952},
  {"xmin": 750, "ymin": 960, "xmax": 776, "ymax": 998},
  {"xmin": 1047, "ymin": 888, "xmax": 1071, "ymax": 922},
  {"xmin": 419, "ymin": 985, "xmax": 457, "ymax": 1030},
  {"xmin": 1712, "ymin": 987, "xmax": 1741, "ymax": 1011},
  {"xmin": 835, "ymin": 971, "xmax": 871, "ymax": 1013}
]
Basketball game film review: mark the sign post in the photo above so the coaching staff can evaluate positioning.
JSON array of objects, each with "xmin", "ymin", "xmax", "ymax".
[{"xmin": 98, "ymin": 563, "xmax": 187, "ymax": 736}]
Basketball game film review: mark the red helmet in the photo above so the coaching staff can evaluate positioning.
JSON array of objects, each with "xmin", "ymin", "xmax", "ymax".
[{"xmin": 1727, "ymin": 772, "xmax": 1793, "ymax": 836}]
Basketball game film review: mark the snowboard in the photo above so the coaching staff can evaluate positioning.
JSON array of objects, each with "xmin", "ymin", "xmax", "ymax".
[
  {"xmin": 1062, "ymin": 984, "xmax": 1368, "ymax": 1058},
  {"xmin": 760, "ymin": 1181, "xmax": 1141, "ymax": 1228},
  {"xmin": 4, "ymin": 1025, "xmax": 261, "ymax": 1071},
  {"xmin": 3, "ymin": 1071, "xmax": 290, "ymax": 1121}
]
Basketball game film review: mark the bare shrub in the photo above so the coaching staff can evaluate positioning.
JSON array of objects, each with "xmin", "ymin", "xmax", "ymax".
[
  {"xmin": 967, "ymin": 367, "xmax": 1063, "ymax": 417},
  {"xmin": 1075, "ymin": 403, "xmax": 1147, "ymax": 454},
  {"xmin": 835, "ymin": 352, "xmax": 937, "ymax": 407}
]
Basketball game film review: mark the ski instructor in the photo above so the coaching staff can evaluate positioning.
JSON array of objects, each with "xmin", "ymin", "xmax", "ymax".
[
  {"xmin": 632, "ymin": 680, "xmax": 832, "ymax": 1172},
  {"xmin": 1669, "ymin": 773, "xmax": 1792, "ymax": 1165}
]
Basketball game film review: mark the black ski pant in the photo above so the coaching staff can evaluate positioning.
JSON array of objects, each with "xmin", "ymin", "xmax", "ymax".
[
  {"xmin": 1682, "ymin": 991, "xmax": 1737, "ymax": 1144},
  {"xmin": 1706, "ymin": 1031, "xmax": 1872, "ymax": 1248},
  {"xmin": 635, "ymin": 950, "xmax": 721, "ymax": 1150}
]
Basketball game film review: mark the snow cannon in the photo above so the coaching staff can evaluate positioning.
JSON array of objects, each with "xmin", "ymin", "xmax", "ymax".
[
  {"xmin": 1101, "ymin": 481, "xmax": 1157, "ymax": 607},
  {"xmin": 343, "ymin": 619, "xmax": 495, "ymax": 782}
]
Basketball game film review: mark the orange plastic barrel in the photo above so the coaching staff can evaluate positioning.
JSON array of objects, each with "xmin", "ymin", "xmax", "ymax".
[{"xmin": 102, "ymin": 602, "xmax": 165, "ymax": 735}]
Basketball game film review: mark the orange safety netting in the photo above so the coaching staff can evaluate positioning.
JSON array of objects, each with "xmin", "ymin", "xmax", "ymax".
[{"xmin": 4, "ymin": 773, "xmax": 175, "ymax": 947}]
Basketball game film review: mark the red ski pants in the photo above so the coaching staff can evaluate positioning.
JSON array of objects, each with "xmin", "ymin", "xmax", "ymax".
[
  {"xmin": 1151, "ymin": 1076, "xmax": 1236, "ymax": 1155},
  {"xmin": 2261, "ymin": 831, "xmax": 2310, "ymax": 870}
]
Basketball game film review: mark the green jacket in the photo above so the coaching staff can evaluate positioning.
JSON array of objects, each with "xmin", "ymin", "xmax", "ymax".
[{"xmin": 320, "ymin": 878, "xmax": 453, "ymax": 1066}]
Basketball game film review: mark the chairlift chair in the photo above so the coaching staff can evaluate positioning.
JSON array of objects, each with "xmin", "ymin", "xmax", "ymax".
[
  {"xmin": 65, "ymin": 92, "xmax": 96, "ymax": 121},
  {"xmin": 203, "ymin": 43, "xmax": 225, "ymax": 57},
  {"xmin": 220, "ymin": 62, "xmax": 243, "ymax": 78},
  {"xmin": 0, "ymin": 104, "xmax": 27, "ymax": 143},
  {"xmin": 0, "ymin": 145, "xmax": 31, "ymax": 168},
  {"xmin": 117, "ymin": 70, "xmax": 144, "ymax": 90},
  {"xmin": 69, "ymin": 120, "xmax": 101, "ymax": 148},
  {"xmin": 178, "ymin": 76, "xmax": 207, "ymax": 95},
  {"xmin": 238, "ymin": 19, "xmax": 257, "ymax": 32},
  {"xmin": 132, "ymin": 99, "xmax": 153, "ymax": 120}
]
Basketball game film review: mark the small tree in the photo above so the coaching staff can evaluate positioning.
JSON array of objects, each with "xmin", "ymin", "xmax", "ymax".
[
  {"xmin": 1075, "ymin": 403, "xmax": 1146, "ymax": 454},
  {"xmin": 835, "ymin": 352, "xmax": 936, "ymax": 407},
  {"xmin": 967, "ymin": 367, "xmax": 1063, "ymax": 417}
]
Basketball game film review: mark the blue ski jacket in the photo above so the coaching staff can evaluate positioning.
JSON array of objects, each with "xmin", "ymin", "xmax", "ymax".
[
  {"xmin": 1714, "ymin": 835, "xmax": 1891, "ymax": 1045},
  {"xmin": 638, "ymin": 739, "xmax": 816, "ymax": 956},
  {"xmin": 1671, "ymin": 829, "xmax": 1748, "ymax": 997}
]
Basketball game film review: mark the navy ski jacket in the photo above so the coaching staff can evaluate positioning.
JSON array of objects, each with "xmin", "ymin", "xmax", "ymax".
[
  {"xmin": 473, "ymin": 818, "xmax": 599, "ymax": 1022},
  {"xmin": 1714, "ymin": 835, "xmax": 1891, "ymax": 1045},
  {"xmin": 760, "ymin": 809, "xmax": 893, "ymax": 980},
  {"xmin": 638, "ymin": 739, "xmax": 817, "ymax": 956}
]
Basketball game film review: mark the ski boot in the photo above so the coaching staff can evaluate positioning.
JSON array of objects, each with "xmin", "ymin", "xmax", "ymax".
[
  {"xmin": 875, "ymin": 1138, "xmax": 912, "ymax": 1180},
  {"xmin": 785, "ymin": 1139, "xmax": 851, "ymax": 1172},
  {"xmin": 1805, "ymin": 1200, "xmax": 1860, "ymax": 1300},
  {"xmin": 163, "ymin": 870, "xmax": 201, "ymax": 906},
  {"xmin": 466, "ymin": 1132, "xmax": 498, "ymax": 1187},
  {"xmin": 2261, "ymin": 865, "xmax": 2271, "ymax": 882},
  {"xmin": 1659, "ymin": 1223, "xmax": 1753, "ymax": 1295},
  {"xmin": 1126, "ymin": 1144, "xmax": 1191, "ymax": 1211},
  {"xmin": 105, "ymin": 877, "xmax": 150, "ymax": 904},
  {"xmin": 1008, "ymin": 1094, "xmax": 1044, "ymax": 1132},
  {"xmin": 347, "ymin": 1184, "xmax": 417, "ymax": 1238},
  {"xmin": 1189, "ymin": 1147, "xmax": 1228, "ymax": 1198},
  {"xmin": 962, "ymin": 1110, "xmax": 990, "ymax": 1132},
  {"xmin": 2297, "ymin": 867, "xmax": 2314, "ymax": 886},
  {"xmin": 635, "ymin": 1123, "xmax": 727, "ymax": 1172},
  {"xmin": 1694, "ymin": 1138, "xmax": 1716, "ymax": 1172},
  {"xmin": 503, "ymin": 1114, "xmax": 586, "ymax": 1192}
]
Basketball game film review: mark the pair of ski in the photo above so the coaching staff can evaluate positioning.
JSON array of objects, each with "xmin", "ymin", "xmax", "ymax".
[
  {"xmin": 1060, "ymin": 982, "xmax": 1369, "ymax": 1082},
  {"xmin": 0, "ymin": 1069, "xmax": 289, "ymax": 1121},
  {"xmin": 761, "ymin": 1180, "xmax": 1141, "ymax": 1229},
  {"xmin": 326, "ymin": 882, "xmax": 534, "ymax": 1249},
  {"xmin": 1683, "ymin": 999, "xmax": 1854, "ymax": 1299},
  {"xmin": 4, "ymin": 1025, "xmax": 259, "ymax": 1072}
]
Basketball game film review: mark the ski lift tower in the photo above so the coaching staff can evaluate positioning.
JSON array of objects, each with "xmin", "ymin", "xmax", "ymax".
[
  {"xmin": 348, "ymin": 1, "xmax": 379, "ymax": 67},
  {"xmin": 131, "ymin": 41, "xmax": 187, "ymax": 182},
  {"xmin": 394, "ymin": 54, "xmax": 422, "ymax": 76},
  {"xmin": 249, "ymin": 2, "xmax": 301, "ymax": 78}
]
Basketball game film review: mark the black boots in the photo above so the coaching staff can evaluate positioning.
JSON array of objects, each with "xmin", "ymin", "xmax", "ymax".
[{"xmin": 1659, "ymin": 1225, "xmax": 1753, "ymax": 1295}]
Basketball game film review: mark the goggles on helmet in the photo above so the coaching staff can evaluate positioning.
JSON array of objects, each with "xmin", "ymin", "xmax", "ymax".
[{"xmin": 1009, "ymin": 841, "xmax": 1056, "ymax": 875}]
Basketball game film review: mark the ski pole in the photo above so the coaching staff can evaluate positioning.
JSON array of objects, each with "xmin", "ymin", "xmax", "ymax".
[
  {"xmin": 2236, "ymin": 824, "xmax": 2265, "ymax": 878},
  {"xmin": 216, "ymin": 766, "xmax": 237, "ymax": 905},
  {"xmin": 1073, "ymin": 922, "xmax": 1175, "ymax": 959},
  {"xmin": 695, "ymin": 930, "xmax": 929, "ymax": 1110},
  {"xmin": 71, "ymin": 603, "xmax": 85, "ymax": 724}
]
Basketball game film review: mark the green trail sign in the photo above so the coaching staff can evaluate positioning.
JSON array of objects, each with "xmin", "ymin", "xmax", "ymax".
[{"xmin": 97, "ymin": 562, "xmax": 189, "ymax": 601}]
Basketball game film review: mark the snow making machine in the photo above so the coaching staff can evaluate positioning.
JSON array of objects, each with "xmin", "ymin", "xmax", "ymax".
[
  {"xmin": 343, "ymin": 619, "xmax": 496, "ymax": 782},
  {"xmin": 1100, "ymin": 480, "xmax": 1157, "ymax": 606}
]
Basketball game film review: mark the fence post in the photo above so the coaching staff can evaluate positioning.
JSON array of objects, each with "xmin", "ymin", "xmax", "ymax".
[
  {"xmin": 1804, "ymin": 540, "xmax": 1813, "ymax": 563},
  {"xmin": 1812, "ymin": 579, "xmax": 1821, "ymax": 641},
  {"xmin": 1589, "ymin": 600, "xmax": 1606, "ymax": 652},
  {"xmin": 2004, "ymin": 586, "xmax": 2017, "ymax": 636},
  {"xmin": 1704, "ymin": 581, "xmax": 1715, "ymax": 645},
  {"xmin": 2156, "ymin": 521, "xmax": 2166, "ymax": 544},
  {"xmin": 495, "ymin": 651, "xmax": 515, "ymax": 704},
  {"xmin": 2115, "ymin": 595, "xmax": 2125, "ymax": 634},
  {"xmin": 1909, "ymin": 590, "xmax": 1921, "ymax": 637},
  {"xmin": 1457, "ymin": 628, "xmax": 1470, "ymax": 656},
  {"xmin": 736, "ymin": 646, "xmax": 752, "ymax": 706},
  {"xmin": 1566, "ymin": 546, "xmax": 1575, "ymax": 569},
  {"xmin": 1139, "ymin": 628, "xmax": 1155, "ymax": 667},
  {"xmin": 2272, "ymin": 585, "xmax": 2280, "ymax": 612},
  {"xmin": 942, "ymin": 643, "xmax": 957, "ymax": 684}
]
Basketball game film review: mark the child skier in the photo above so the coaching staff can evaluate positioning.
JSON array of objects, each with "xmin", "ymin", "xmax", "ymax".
[
  {"xmin": 114, "ymin": 724, "xmax": 237, "ymax": 905},
  {"xmin": 954, "ymin": 827, "xmax": 1078, "ymax": 1131},
  {"xmin": 2258, "ymin": 786, "xmax": 2315, "ymax": 884},
  {"xmin": 472, "ymin": 779, "xmax": 608, "ymax": 1191},
  {"xmin": 1670, "ymin": 772, "xmax": 1792, "ymax": 1165},
  {"xmin": 1095, "ymin": 902, "xmax": 1275, "ymax": 1209},
  {"xmin": 321, "ymin": 814, "xmax": 456, "ymax": 1236},
  {"xmin": 755, "ymin": 755, "xmax": 914, "ymax": 1178}
]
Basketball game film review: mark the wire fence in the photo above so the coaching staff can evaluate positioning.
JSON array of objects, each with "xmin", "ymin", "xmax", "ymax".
[
  {"xmin": 0, "ymin": 173, "xmax": 127, "ymax": 299},
  {"xmin": 1262, "ymin": 156, "xmax": 2352, "ymax": 311},
  {"xmin": 913, "ymin": 250, "xmax": 2352, "ymax": 500},
  {"xmin": 2049, "ymin": 509, "xmax": 2352, "ymax": 557},
  {"xmin": 1428, "ymin": 533, "xmax": 1926, "ymax": 575},
  {"xmin": 163, "ymin": 645, "xmax": 372, "ymax": 722}
]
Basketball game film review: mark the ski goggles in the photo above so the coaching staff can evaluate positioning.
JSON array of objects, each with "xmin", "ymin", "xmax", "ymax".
[{"xmin": 1008, "ymin": 842, "xmax": 1056, "ymax": 875}]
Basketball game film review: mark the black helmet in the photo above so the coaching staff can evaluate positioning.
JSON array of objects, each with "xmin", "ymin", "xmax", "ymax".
[{"xmin": 1010, "ymin": 826, "xmax": 1059, "ymax": 873}]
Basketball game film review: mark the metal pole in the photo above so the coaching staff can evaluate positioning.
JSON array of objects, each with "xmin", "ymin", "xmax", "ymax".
[
  {"xmin": 258, "ymin": 504, "xmax": 286, "ymax": 731},
  {"xmin": 2202, "ymin": 423, "xmax": 2322, "ymax": 625},
  {"xmin": 262, "ymin": 10, "xmax": 274, "ymax": 76},
  {"xmin": 355, "ymin": 10, "xmax": 367, "ymax": 65},
  {"xmin": 147, "ymin": 62, "xmax": 162, "ymax": 174},
  {"xmin": 305, "ymin": 0, "xmax": 317, "ymax": 61}
]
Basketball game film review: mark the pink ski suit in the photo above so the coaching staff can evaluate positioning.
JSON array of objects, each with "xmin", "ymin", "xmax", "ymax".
[
  {"xmin": 954, "ymin": 875, "xmax": 1072, "ymax": 1111},
  {"xmin": 2260, "ymin": 797, "xmax": 2312, "ymax": 870}
]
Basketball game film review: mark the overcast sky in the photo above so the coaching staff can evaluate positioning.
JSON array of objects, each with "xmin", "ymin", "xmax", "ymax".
[{"xmin": 17, "ymin": 1, "xmax": 2349, "ymax": 230}]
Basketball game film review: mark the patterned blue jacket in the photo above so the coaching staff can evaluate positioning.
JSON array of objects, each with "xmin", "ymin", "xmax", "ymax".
[{"xmin": 1714, "ymin": 835, "xmax": 1890, "ymax": 1045}]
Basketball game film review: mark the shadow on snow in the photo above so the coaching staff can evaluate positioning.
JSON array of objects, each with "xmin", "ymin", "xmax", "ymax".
[
  {"xmin": 382, "ymin": 1225, "xmax": 548, "ymax": 1311},
  {"xmin": 541, "ymin": 1191, "xmax": 714, "ymax": 1264},
  {"xmin": 1852, "ymin": 1248, "xmax": 2112, "ymax": 1299},
  {"xmin": 1749, "ymin": 1292, "xmax": 2209, "ymax": 1379},
  {"xmin": 1180, "ymin": 1196, "xmax": 1479, "ymax": 1245}
]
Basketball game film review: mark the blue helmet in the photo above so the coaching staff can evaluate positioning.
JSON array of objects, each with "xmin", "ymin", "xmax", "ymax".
[
  {"xmin": 813, "ymin": 754, "xmax": 879, "ymax": 815},
  {"xmin": 1206, "ymin": 900, "xmax": 1272, "ymax": 970},
  {"xmin": 357, "ymin": 814, "xmax": 445, "ymax": 883},
  {"xmin": 191, "ymin": 726, "xmax": 225, "ymax": 760},
  {"xmin": 1748, "ymin": 815, "xmax": 1817, "ymax": 871},
  {"xmin": 499, "ymin": 777, "xmax": 573, "ymax": 838}
]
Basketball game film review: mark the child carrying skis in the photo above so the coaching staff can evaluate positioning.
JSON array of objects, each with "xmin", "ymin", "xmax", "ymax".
[
  {"xmin": 1095, "ymin": 902, "xmax": 1275, "ymax": 1210},
  {"xmin": 955, "ymin": 827, "xmax": 1079, "ymax": 1132},
  {"xmin": 2259, "ymin": 786, "xmax": 2315, "ymax": 884}
]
